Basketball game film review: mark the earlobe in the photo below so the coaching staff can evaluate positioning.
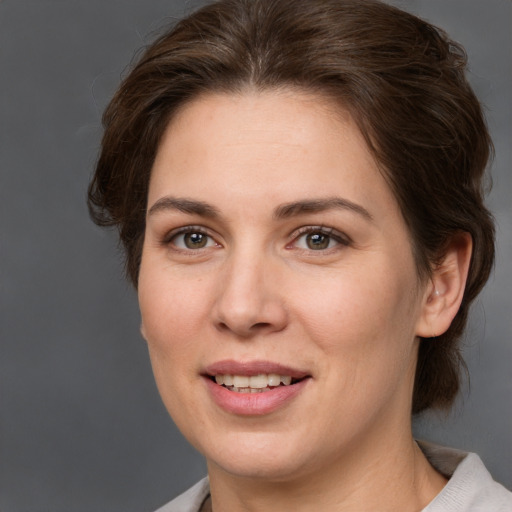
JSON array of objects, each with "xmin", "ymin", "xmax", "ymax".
[{"xmin": 416, "ymin": 232, "xmax": 473, "ymax": 338}]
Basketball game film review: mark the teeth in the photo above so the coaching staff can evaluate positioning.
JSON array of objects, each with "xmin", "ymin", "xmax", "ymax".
[
  {"xmin": 280, "ymin": 375, "xmax": 292, "ymax": 385},
  {"xmin": 268, "ymin": 373, "xmax": 281, "ymax": 386},
  {"xmin": 214, "ymin": 373, "xmax": 296, "ymax": 391},
  {"xmin": 232, "ymin": 375, "xmax": 249, "ymax": 388},
  {"xmin": 249, "ymin": 374, "xmax": 267, "ymax": 388}
]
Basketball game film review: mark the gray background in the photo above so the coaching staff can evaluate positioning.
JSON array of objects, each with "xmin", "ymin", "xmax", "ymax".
[{"xmin": 0, "ymin": 1, "xmax": 510, "ymax": 511}]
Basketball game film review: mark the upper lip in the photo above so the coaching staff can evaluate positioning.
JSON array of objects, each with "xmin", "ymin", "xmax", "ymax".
[{"xmin": 203, "ymin": 360, "xmax": 310, "ymax": 379}]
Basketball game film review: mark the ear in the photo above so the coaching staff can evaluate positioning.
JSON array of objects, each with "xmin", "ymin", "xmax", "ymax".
[{"xmin": 415, "ymin": 232, "xmax": 473, "ymax": 338}]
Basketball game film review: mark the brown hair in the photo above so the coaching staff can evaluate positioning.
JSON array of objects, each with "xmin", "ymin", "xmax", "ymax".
[{"xmin": 88, "ymin": 0, "xmax": 495, "ymax": 413}]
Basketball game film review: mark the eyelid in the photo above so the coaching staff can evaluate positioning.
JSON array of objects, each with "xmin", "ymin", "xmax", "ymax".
[
  {"xmin": 161, "ymin": 224, "xmax": 350, "ymax": 252},
  {"xmin": 162, "ymin": 225, "xmax": 221, "ymax": 249},
  {"xmin": 287, "ymin": 225, "xmax": 351, "ymax": 249}
]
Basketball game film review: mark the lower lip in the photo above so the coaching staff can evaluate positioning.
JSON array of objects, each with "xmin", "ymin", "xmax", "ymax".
[{"xmin": 203, "ymin": 377, "xmax": 310, "ymax": 416}]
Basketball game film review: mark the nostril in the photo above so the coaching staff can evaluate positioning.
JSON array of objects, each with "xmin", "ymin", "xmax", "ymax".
[
  {"xmin": 215, "ymin": 321, "xmax": 274, "ymax": 336},
  {"xmin": 212, "ymin": 298, "xmax": 288, "ymax": 337},
  {"xmin": 216, "ymin": 322, "xmax": 231, "ymax": 333},
  {"xmin": 250, "ymin": 322, "xmax": 272, "ymax": 330}
]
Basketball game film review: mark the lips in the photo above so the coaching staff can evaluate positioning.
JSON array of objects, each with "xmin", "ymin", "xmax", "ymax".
[
  {"xmin": 215, "ymin": 373, "xmax": 293, "ymax": 392},
  {"xmin": 203, "ymin": 360, "xmax": 311, "ymax": 415},
  {"xmin": 204, "ymin": 360, "xmax": 310, "ymax": 379}
]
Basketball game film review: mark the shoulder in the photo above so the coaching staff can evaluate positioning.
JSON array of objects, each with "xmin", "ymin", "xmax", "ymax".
[
  {"xmin": 153, "ymin": 477, "xmax": 210, "ymax": 512},
  {"xmin": 419, "ymin": 441, "xmax": 512, "ymax": 512}
]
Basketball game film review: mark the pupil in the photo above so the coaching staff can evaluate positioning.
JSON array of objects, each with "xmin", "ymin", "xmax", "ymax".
[
  {"xmin": 307, "ymin": 232, "xmax": 329, "ymax": 250},
  {"xmin": 184, "ymin": 232, "xmax": 207, "ymax": 248}
]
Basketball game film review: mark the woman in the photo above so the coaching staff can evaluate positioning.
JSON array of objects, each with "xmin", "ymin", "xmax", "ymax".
[{"xmin": 88, "ymin": 0, "xmax": 512, "ymax": 510}]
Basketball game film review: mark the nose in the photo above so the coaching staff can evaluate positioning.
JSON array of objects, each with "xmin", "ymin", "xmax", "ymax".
[{"xmin": 211, "ymin": 252, "xmax": 288, "ymax": 338}]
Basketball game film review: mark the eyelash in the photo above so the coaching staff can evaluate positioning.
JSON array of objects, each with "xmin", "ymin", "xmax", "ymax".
[
  {"xmin": 163, "ymin": 226, "xmax": 220, "ymax": 252},
  {"xmin": 288, "ymin": 226, "xmax": 351, "ymax": 252},
  {"xmin": 162, "ymin": 225, "xmax": 351, "ymax": 253}
]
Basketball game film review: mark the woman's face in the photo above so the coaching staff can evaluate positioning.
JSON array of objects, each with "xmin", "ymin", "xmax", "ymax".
[{"xmin": 139, "ymin": 91, "xmax": 430, "ymax": 481}]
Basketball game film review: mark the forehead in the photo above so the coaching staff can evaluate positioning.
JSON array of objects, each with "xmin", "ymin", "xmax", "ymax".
[{"xmin": 148, "ymin": 90, "xmax": 400, "ymax": 225}]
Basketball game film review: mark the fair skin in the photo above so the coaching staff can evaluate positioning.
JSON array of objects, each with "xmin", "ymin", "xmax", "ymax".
[{"xmin": 138, "ymin": 90, "xmax": 471, "ymax": 511}]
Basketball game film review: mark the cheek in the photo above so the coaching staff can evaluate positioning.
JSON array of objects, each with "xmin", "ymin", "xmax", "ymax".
[
  {"xmin": 293, "ymin": 259, "xmax": 420, "ymax": 388},
  {"xmin": 137, "ymin": 266, "xmax": 209, "ymax": 405},
  {"xmin": 138, "ymin": 270, "xmax": 205, "ymax": 421},
  {"xmin": 139, "ymin": 262, "xmax": 211, "ymax": 345},
  {"xmin": 297, "ymin": 262, "xmax": 417, "ymax": 336}
]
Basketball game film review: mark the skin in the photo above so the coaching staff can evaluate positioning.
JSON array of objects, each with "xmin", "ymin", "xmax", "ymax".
[{"xmin": 138, "ymin": 90, "xmax": 471, "ymax": 511}]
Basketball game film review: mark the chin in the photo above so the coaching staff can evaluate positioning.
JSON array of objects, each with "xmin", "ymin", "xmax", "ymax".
[
  {"xmin": 200, "ymin": 430, "xmax": 316, "ymax": 482},
  {"xmin": 211, "ymin": 454, "xmax": 307, "ymax": 482}
]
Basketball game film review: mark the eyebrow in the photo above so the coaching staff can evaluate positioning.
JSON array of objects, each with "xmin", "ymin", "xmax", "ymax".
[
  {"xmin": 147, "ymin": 195, "xmax": 373, "ymax": 222},
  {"xmin": 147, "ymin": 197, "xmax": 220, "ymax": 218},
  {"xmin": 273, "ymin": 197, "xmax": 373, "ymax": 221}
]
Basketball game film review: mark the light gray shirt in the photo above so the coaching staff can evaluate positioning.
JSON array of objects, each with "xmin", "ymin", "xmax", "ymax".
[{"xmin": 155, "ymin": 442, "xmax": 512, "ymax": 511}]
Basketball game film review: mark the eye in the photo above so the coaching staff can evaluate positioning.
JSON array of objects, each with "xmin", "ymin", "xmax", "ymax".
[
  {"xmin": 292, "ymin": 227, "xmax": 349, "ymax": 251},
  {"xmin": 168, "ymin": 228, "xmax": 218, "ymax": 250}
]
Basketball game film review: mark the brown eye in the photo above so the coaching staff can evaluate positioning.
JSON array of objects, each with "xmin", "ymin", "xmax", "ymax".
[
  {"xmin": 306, "ymin": 232, "xmax": 331, "ymax": 250},
  {"xmin": 292, "ymin": 227, "xmax": 349, "ymax": 252},
  {"xmin": 170, "ymin": 229, "xmax": 217, "ymax": 250},
  {"xmin": 183, "ymin": 232, "xmax": 208, "ymax": 249}
]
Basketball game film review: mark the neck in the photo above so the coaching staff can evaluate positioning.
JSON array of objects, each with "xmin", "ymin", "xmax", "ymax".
[{"xmin": 206, "ymin": 418, "xmax": 446, "ymax": 512}]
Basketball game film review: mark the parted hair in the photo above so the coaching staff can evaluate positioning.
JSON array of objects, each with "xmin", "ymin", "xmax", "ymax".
[{"xmin": 88, "ymin": 0, "xmax": 495, "ymax": 413}]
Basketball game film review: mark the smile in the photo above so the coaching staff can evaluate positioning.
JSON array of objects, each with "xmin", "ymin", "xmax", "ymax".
[
  {"xmin": 213, "ymin": 373, "xmax": 296, "ymax": 393},
  {"xmin": 203, "ymin": 361, "xmax": 310, "ymax": 415}
]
